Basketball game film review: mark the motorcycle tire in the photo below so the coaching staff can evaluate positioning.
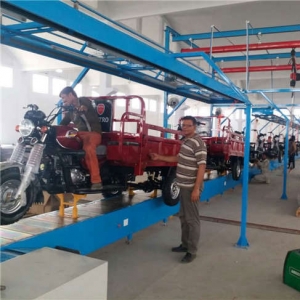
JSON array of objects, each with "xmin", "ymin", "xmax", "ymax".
[
  {"xmin": 0, "ymin": 171, "xmax": 36, "ymax": 225},
  {"xmin": 102, "ymin": 189, "xmax": 123, "ymax": 199},
  {"xmin": 162, "ymin": 168, "xmax": 180, "ymax": 206}
]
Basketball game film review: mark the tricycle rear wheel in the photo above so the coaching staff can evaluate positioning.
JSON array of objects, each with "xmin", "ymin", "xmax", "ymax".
[{"xmin": 231, "ymin": 158, "xmax": 242, "ymax": 181}]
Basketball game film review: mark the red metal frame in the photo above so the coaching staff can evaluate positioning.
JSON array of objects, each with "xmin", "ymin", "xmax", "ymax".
[
  {"xmin": 181, "ymin": 40, "xmax": 300, "ymax": 54},
  {"xmin": 93, "ymin": 96, "xmax": 182, "ymax": 175},
  {"xmin": 221, "ymin": 64, "xmax": 300, "ymax": 73}
]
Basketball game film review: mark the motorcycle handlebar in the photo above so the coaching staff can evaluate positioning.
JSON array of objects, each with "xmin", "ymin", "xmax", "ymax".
[{"xmin": 58, "ymin": 105, "xmax": 82, "ymax": 114}]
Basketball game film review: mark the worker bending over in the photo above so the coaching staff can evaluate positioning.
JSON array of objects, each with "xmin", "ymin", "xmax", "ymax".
[{"xmin": 251, "ymin": 152, "xmax": 270, "ymax": 184}]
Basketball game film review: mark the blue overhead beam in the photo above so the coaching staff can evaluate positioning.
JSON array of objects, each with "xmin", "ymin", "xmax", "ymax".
[
  {"xmin": 1, "ymin": 0, "xmax": 249, "ymax": 104},
  {"xmin": 166, "ymin": 26, "xmax": 199, "ymax": 50},
  {"xmin": 172, "ymin": 24, "xmax": 300, "ymax": 41},
  {"xmin": 0, "ymin": 28, "xmax": 214, "ymax": 103},
  {"xmin": 247, "ymin": 88, "xmax": 300, "ymax": 93}
]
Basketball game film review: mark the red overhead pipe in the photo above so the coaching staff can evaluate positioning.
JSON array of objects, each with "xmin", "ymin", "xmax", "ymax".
[
  {"xmin": 181, "ymin": 40, "xmax": 300, "ymax": 53},
  {"xmin": 221, "ymin": 64, "xmax": 300, "ymax": 73}
]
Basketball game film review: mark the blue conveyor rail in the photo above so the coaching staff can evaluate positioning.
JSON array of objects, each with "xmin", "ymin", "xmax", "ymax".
[{"xmin": 1, "ymin": 0, "xmax": 249, "ymax": 105}]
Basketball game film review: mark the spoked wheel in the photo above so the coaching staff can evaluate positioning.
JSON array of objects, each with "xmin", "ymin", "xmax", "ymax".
[
  {"xmin": 162, "ymin": 169, "xmax": 180, "ymax": 206},
  {"xmin": 0, "ymin": 171, "xmax": 35, "ymax": 225}
]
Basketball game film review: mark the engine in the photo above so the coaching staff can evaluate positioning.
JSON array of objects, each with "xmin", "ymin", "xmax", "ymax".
[{"xmin": 70, "ymin": 169, "xmax": 86, "ymax": 184}]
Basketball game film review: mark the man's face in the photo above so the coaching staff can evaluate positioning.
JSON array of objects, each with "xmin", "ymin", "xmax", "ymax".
[
  {"xmin": 181, "ymin": 120, "xmax": 196, "ymax": 137},
  {"xmin": 61, "ymin": 92, "xmax": 74, "ymax": 106}
]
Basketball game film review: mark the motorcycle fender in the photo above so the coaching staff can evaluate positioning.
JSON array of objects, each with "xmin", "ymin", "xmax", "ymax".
[{"xmin": 0, "ymin": 161, "xmax": 23, "ymax": 174}]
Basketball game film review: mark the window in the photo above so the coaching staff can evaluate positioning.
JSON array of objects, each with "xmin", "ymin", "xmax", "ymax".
[
  {"xmin": 91, "ymin": 90, "xmax": 100, "ymax": 97},
  {"xmin": 69, "ymin": 82, "xmax": 83, "ymax": 96},
  {"xmin": 32, "ymin": 74, "xmax": 49, "ymax": 94},
  {"xmin": 116, "ymin": 99, "xmax": 125, "ymax": 107},
  {"xmin": 52, "ymin": 78, "xmax": 67, "ymax": 96},
  {"xmin": 0, "ymin": 66, "xmax": 13, "ymax": 88},
  {"xmin": 199, "ymin": 106, "xmax": 210, "ymax": 116},
  {"xmin": 149, "ymin": 99, "xmax": 157, "ymax": 112},
  {"xmin": 115, "ymin": 92, "xmax": 126, "ymax": 107},
  {"xmin": 160, "ymin": 102, "xmax": 165, "ymax": 113},
  {"xmin": 184, "ymin": 108, "xmax": 191, "ymax": 116},
  {"xmin": 131, "ymin": 97, "xmax": 141, "ymax": 109},
  {"xmin": 293, "ymin": 108, "xmax": 300, "ymax": 118}
]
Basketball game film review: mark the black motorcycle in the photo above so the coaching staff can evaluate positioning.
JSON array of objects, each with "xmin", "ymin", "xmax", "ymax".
[{"xmin": 0, "ymin": 104, "xmax": 124, "ymax": 225}]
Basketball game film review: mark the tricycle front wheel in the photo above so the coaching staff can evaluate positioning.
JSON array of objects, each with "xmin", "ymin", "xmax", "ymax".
[{"xmin": 162, "ymin": 170, "xmax": 180, "ymax": 206}]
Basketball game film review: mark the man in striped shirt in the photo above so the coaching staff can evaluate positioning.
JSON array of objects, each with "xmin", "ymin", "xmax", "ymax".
[{"xmin": 150, "ymin": 116, "xmax": 207, "ymax": 263}]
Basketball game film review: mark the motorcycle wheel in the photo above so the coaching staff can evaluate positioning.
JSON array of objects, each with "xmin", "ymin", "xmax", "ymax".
[
  {"xmin": 102, "ymin": 188, "xmax": 122, "ymax": 199},
  {"xmin": 102, "ymin": 174, "xmax": 124, "ymax": 198},
  {"xmin": 162, "ymin": 169, "xmax": 180, "ymax": 206},
  {"xmin": 0, "ymin": 171, "xmax": 35, "ymax": 225}
]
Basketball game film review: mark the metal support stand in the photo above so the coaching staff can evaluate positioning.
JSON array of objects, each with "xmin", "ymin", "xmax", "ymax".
[
  {"xmin": 57, "ymin": 193, "xmax": 86, "ymax": 219},
  {"xmin": 128, "ymin": 187, "xmax": 136, "ymax": 196},
  {"xmin": 150, "ymin": 189, "xmax": 158, "ymax": 198}
]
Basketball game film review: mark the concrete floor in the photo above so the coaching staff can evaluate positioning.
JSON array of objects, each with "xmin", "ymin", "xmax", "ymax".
[{"xmin": 89, "ymin": 164, "xmax": 300, "ymax": 300}]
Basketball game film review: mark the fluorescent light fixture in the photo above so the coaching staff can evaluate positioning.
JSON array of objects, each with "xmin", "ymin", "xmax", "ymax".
[{"xmin": 51, "ymin": 45, "xmax": 118, "ymax": 69}]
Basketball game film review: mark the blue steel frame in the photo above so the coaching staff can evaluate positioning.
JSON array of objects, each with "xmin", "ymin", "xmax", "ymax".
[
  {"xmin": 1, "ymin": 0, "xmax": 299, "ymax": 252},
  {"xmin": 246, "ymin": 91, "xmax": 291, "ymax": 200},
  {"xmin": 172, "ymin": 24, "xmax": 300, "ymax": 41},
  {"xmin": 0, "ymin": 173, "xmax": 241, "ymax": 262},
  {"xmin": 1, "ymin": 0, "xmax": 248, "ymax": 105}
]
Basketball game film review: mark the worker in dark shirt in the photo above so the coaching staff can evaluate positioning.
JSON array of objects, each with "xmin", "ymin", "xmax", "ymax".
[{"xmin": 59, "ymin": 86, "xmax": 102, "ymax": 190}]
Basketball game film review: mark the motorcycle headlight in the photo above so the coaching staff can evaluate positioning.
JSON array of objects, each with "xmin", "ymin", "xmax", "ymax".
[{"xmin": 19, "ymin": 119, "xmax": 35, "ymax": 137}]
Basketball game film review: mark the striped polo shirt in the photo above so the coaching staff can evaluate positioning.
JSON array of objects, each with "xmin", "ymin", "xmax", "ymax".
[{"xmin": 176, "ymin": 134, "xmax": 207, "ymax": 188}]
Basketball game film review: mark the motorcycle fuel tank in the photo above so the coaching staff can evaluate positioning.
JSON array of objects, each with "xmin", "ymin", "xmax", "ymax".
[{"xmin": 55, "ymin": 126, "xmax": 82, "ymax": 150}]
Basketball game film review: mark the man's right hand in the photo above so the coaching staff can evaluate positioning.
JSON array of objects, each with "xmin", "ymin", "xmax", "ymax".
[{"xmin": 149, "ymin": 153, "xmax": 160, "ymax": 160}]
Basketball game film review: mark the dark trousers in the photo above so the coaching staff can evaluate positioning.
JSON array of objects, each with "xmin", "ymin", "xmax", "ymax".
[
  {"xmin": 178, "ymin": 187, "xmax": 201, "ymax": 255},
  {"xmin": 288, "ymin": 154, "xmax": 295, "ymax": 169}
]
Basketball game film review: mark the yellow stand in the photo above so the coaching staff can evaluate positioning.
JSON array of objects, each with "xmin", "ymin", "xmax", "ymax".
[
  {"xmin": 56, "ymin": 193, "xmax": 86, "ymax": 219},
  {"xmin": 150, "ymin": 189, "xmax": 158, "ymax": 198},
  {"xmin": 296, "ymin": 207, "xmax": 300, "ymax": 217},
  {"xmin": 128, "ymin": 187, "xmax": 135, "ymax": 196}
]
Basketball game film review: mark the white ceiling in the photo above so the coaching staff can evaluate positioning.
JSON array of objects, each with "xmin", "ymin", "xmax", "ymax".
[{"xmin": 2, "ymin": 0, "xmax": 299, "ymax": 104}]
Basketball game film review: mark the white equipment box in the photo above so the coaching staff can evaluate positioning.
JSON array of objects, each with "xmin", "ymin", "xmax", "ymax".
[{"xmin": 0, "ymin": 247, "xmax": 107, "ymax": 300}]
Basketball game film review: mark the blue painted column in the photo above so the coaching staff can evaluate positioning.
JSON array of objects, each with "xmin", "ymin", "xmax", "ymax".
[
  {"xmin": 163, "ymin": 27, "xmax": 171, "ymax": 130},
  {"xmin": 281, "ymin": 120, "xmax": 290, "ymax": 200},
  {"xmin": 236, "ymin": 104, "xmax": 251, "ymax": 248}
]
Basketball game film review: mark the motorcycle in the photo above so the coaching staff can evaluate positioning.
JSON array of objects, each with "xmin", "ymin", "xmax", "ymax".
[
  {"xmin": 0, "ymin": 104, "xmax": 126, "ymax": 225},
  {"xmin": 250, "ymin": 131, "xmax": 266, "ymax": 160},
  {"xmin": 1, "ymin": 97, "xmax": 183, "ymax": 225}
]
